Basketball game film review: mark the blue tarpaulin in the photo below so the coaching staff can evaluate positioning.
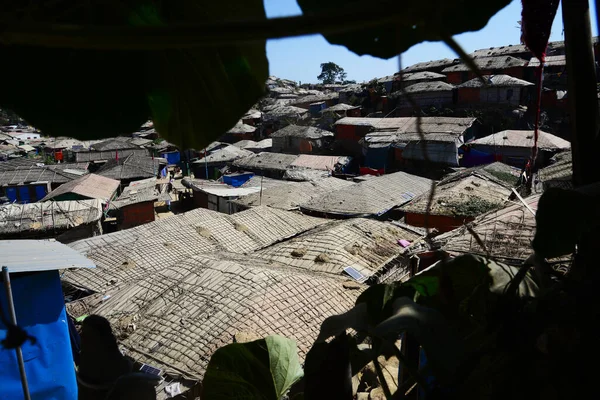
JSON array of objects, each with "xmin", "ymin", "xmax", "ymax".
[
  {"xmin": 222, "ymin": 173, "xmax": 254, "ymax": 187},
  {"xmin": 5, "ymin": 186, "xmax": 17, "ymax": 203},
  {"xmin": 365, "ymin": 146, "xmax": 391, "ymax": 170},
  {"xmin": 0, "ymin": 270, "xmax": 78, "ymax": 400},
  {"xmin": 459, "ymin": 147, "xmax": 495, "ymax": 167},
  {"xmin": 161, "ymin": 151, "xmax": 181, "ymax": 165}
]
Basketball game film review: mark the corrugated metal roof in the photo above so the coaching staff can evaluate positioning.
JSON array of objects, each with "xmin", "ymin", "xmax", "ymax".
[{"xmin": 0, "ymin": 240, "xmax": 95, "ymax": 273}]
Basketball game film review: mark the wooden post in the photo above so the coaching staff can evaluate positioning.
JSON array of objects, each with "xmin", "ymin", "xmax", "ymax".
[{"xmin": 562, "ymin": 0, "xmax": 599, "ymax": 188}]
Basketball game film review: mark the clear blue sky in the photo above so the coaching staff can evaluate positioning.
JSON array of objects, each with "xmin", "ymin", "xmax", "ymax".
[{"xmin": 264, "ymin": 0, "xmax": 598, "ymax": 83}]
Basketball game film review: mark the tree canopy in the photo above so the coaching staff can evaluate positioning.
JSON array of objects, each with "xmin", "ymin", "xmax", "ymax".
[{"xmin": 317, "ymin": 62, "xmax": 347, "ymax": 84}]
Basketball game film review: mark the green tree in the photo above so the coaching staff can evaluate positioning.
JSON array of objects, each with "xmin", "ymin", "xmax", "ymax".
[{"xmin": 317, "ymin": 62, "xmax": 347, "ymax": 84}]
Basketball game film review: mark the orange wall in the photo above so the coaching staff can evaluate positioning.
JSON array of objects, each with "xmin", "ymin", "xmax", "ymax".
[{"xmin": 405, "ymin": 212, "xmax": 475, "ymax": 233}]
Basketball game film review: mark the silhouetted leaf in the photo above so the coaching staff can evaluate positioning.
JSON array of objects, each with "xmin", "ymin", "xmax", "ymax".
[
  {"xmin": 533, "ymin": 188, "xmax": 595, "ymax": 258},
  {"xmin": 296, "ymin": 0, "xmax": 512, "ymax": 59},
  {"xmin": 0, "ymin": 1, "xmax": 267, "ymax": 148},
  {"xmin": 202, "ymin": 335, "xmax": 303, "ymax": 400},
  {"xmin": 304, "ymin": 334, "xmax": 353, "ymax": 400},
  {"xmin": 374, "ymin": 297, "xmax": 464, "ymax": 383}
]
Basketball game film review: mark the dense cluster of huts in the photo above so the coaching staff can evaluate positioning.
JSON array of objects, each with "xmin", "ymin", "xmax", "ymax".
[{"xmin": 0, "ymin": 38, "xmax": 581, "ymax": 399}]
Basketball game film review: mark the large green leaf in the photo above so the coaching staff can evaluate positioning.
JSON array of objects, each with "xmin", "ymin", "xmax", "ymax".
[
  {"xmin": 296, "ymin": 0, "xmax": 512, "ymax": 59},
  {"xmin": 0, "ymin": 1, "xmax": 267, "ymax": 148},
  {"xmin": 202, "ymin": 335, "xmax": 303, "ymax": 400}
]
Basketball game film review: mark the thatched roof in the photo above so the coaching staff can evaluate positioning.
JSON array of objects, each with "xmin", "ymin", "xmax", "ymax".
[
  {"xmin": 300, "ymin": 171, "xmax": 433, "ymax": 217},
  {"xmin": 442, "ymin": 56, "xmax": 528, "ymax": 72},
  {"xmin": 85, "ymin": 252, "xmax": 360, "ymax": 380},
  {"xmin": 42, "ymin": 173, "xmax": 120, "ymax": 202},
  {"xmin": 62, "ymin": 206, "xmax": 326, "ymax": 294},
  {"xmin": 458, "ymin": 75, "xmax": 534, "ymax": 88},
  {"xmin": 0, "ymin": 199, "xmax": 102, "ymax": 236},
  {"xmin": 470, "ymin": 130, "xmax": 571, "ymax": 150},
  {"xmin": 271, "ymin": 125, "xmax": 334, "ymax": 139},
  {"xmin": 432, "ymin": 195, "xmax": 541, "ymax": 263},
  {"xmin": 254, "ymin": 218, "xmax": 423, "ymax": 279}
]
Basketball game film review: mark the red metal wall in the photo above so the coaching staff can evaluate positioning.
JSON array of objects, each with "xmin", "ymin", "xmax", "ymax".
[
  {"xmin": 446, "ymin": 72, "xmax": 462, "ymax": 84},
  {"xmin": 457, "ymin": 87, "xmax": 481, "ymax": 104},
  {"xmin": 347, "ymin": 108, "xmax": 362, "ymax": 117},
  {"xmin": 404, "ymin": 212, "xmax": 475, "ymax": 233},
  {"xmin": 121, "ymin": 201, "xmax": 156, "ymax": 229}
]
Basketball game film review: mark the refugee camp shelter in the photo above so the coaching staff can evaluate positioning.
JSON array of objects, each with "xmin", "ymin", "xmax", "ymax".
[
  {"xmin": 253, "ymin": 218, "xmax": 424, "ymax": 282},
  {"xmin": 431, "ymin": 195, "xmax": 541, "ymax": 264},
  {"xmin": 536, "ymin": 151, "xmax": 572, "ymax": 191},
  {"xmin": 400, "ymin": 162, "xmax": 520, "ymax": 232},
  {"xmin": 468, "ymin": 130, "xmax": 571, "ymax": 167},
  {"xmin": 271, "ymin": 125, "xmax": 334, "ymax": 154},
  {"xmin": 0, "ymin": 199, "xmax": 104, "ymax": 242},
  {"xmin": 231, "ymin": 177, "xmax": 354, "ymax": 212},
  {"xmin": 0, "ymin": 240, "xmax": 95, "ymax": 400},
  {"xmin": 41, "ymin": 173, "xmax": 120, "ymax": 203},
  {"xmin": 300, "ymin": 171, "xmax": 432, "ymax": 218}
]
